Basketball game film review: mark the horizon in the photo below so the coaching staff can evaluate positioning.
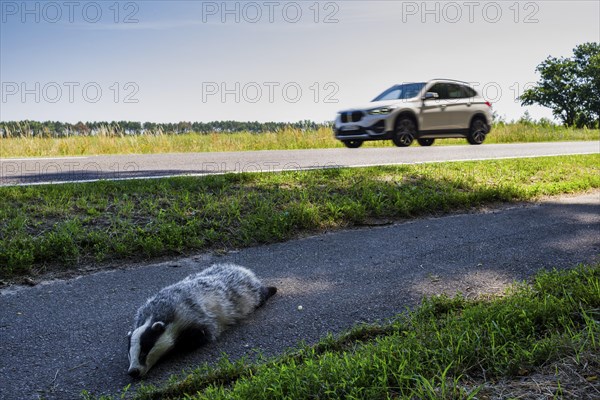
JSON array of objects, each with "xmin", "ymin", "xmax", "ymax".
[
  {"xmin": 1, "ymin": 1, "xmax": 599, "ymax": 124},
  {"xmin": 0, "ymin": 112, "xmax": 560, "ymax": 126}
]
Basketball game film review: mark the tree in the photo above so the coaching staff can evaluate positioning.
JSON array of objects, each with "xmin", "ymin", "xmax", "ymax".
[
  {"xmin": 573, "ymin": 42, "xmax": 600, "ymax": 127},
  {"xmin": 520, "ymin": 42, "xmax": 600, "ymax": 128},
  {"xmin": 73, "ymin": 121, "xmax": 90, "ymax": 136}
]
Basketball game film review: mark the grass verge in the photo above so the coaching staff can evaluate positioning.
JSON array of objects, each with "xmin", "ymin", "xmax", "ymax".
[
  {"xmin": 83, "ymin": 264, "xmax": 600, "ymax": 399},
  {"xmin": 1, "ymin": 154, "xmax": 599, "ymax": 280},
  {"xmin": 0, "ymin": 123, "xmax": 598, "ymax": 157}
]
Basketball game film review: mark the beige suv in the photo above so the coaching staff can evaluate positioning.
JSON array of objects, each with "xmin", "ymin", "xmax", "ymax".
[{"xmin": 334, "ymin": 79, "xmax": 493, "ymax": 148}]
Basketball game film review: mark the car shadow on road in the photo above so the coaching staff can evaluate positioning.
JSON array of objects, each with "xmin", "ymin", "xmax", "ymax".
[{"xmin": 0, "ymin": 169, "xmax": 220, "ymax": 185}]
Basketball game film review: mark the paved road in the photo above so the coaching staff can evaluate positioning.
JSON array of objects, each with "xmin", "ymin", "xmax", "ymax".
[
  {"xmin": 1, "ymin": 193, "xmax": 599, "ymax": 399},
  {"xmin": 1, "ymin": 141, "xmax": 598, "ymax": 186}
]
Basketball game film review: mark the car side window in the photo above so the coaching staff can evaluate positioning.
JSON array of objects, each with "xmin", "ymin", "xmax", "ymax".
[
  {"xmin": 461, "ymin": 85, "xmax": 477, "ymax": 98},
  {"xmin": 447, "ymin": 84, "xmax": 465, "ymax": 99},
  {"xmin": 427, "ymin": 83, "xmax": 449, "ymax": 99}
]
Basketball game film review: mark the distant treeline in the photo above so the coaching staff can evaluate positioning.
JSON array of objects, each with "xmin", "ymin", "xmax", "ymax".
[{"xmin": 0, "ymin": 120, "xmax": 332, "ymax": 138}]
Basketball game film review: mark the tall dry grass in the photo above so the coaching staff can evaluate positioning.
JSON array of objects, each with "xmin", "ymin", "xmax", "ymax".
[{"xmin": 0, "ymin": 124, "xmax": 597, "ymax": 158}]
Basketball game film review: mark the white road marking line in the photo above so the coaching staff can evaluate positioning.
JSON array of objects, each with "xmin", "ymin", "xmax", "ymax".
[
  {"xmin": 0, "ymin": 157, "xmax": 89, "ymax": 161},
  {"xmin": 344, "ymin": 152, "xmax": 599, "ymax": 168}
]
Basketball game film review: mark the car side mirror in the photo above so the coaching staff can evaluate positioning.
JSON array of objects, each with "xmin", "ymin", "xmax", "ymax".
[{"xmin": 422, "ymin": 92, "xmax": 439, "ymax": 101}]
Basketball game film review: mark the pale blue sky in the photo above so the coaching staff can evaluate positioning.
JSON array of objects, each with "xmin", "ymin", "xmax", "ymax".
[{"xmin": 1, "ymin": 1, "xmax": 599, "ymax": 123}]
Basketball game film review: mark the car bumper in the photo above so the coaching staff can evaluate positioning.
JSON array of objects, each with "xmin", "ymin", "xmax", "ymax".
[{"xmin": 333, "ymin": 115, "xmax": 393, "ymax": 141}]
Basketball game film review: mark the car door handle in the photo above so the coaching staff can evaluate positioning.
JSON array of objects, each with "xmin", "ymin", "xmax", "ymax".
[{"xmin": 440, "ymin": 104, "xmax": 447, "ymax": 109}]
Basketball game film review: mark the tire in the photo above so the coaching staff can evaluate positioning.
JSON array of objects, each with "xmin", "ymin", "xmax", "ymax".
[
  {"xmin": 417, "ymin": 138, "xmax": 435, "ymax": 146},
  {"xmin": 392, "ymin": 117, "xmax": 416, "ymax": 147},
  {"xmin": 467, "ymin": 118, "xmax": 488, "ymax": 145},
  {"xmin": 342, "ymin": 140, "xmax": 363, "ymax": 148}
]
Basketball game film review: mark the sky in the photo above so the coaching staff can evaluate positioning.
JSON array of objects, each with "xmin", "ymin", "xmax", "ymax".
[{"xmin": 0, "ymin": 0, "xmax": 599, "ymax": 123}]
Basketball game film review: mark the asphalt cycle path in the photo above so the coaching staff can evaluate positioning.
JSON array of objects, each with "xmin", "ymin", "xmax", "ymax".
[{"xmin": 0, "ymin": 192, "xmax": 598, "ymax": 399}]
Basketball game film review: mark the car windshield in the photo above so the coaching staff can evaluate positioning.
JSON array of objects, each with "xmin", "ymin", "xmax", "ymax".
[{"xmin": 372, "ymin": 83, "xmax": 426, "ymax": 101}]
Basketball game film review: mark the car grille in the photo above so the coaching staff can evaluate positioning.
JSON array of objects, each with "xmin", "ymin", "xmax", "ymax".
[
  {"xmin": 341, "ymin": 111, "xmax": 364, "ymax": 123},
  {"xmin": 337, "ymin": 127, "xmax": 366, "ymax": 136},
  {"xmin": 335, "ymin": 120, "xmax": 387, "ymax": 137}
]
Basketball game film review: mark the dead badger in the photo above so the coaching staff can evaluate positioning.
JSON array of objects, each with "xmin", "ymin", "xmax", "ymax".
[{"xmin": 127, "ymin": 263, "xmax": 277, "ymax": 377}]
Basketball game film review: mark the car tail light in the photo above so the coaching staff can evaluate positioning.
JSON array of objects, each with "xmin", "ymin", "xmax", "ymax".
[{"xmin": 485, "ymin": 101, "xmax": 492, "ymax": 107}]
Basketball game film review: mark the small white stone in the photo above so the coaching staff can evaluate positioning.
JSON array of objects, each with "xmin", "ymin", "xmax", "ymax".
[{"xmin": 297, "ymin": 305, "xmax": 303, "ymax": 311}]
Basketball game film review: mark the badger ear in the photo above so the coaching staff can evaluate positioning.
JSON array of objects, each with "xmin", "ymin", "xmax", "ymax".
[{"xmin": 152, "ymin": 321, "xmax": 166, "ymax": 332}]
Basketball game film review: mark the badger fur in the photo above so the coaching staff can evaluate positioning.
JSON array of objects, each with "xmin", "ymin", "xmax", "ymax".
[{"xmin": 127, "ymin": 263, "xmax": 277, "ymax": 378}]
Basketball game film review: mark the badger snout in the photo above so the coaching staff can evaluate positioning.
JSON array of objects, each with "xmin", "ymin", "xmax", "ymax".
[{"xmin": 128, "ymin": 367, "xmax": 142, "ymax": 378}]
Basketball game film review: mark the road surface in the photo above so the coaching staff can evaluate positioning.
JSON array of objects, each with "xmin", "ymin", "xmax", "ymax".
[
  {"xmin": 1, "ymin": 141, "xmax": 598, "ymax": 186},
  {"xmin": 0, "ymin": 192, "xmax": 598, "ymax": 399}
]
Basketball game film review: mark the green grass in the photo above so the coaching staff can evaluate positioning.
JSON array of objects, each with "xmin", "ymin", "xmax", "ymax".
[
  {"xmin": 83, "ymin": 264, "xmax": 600, "ymax": 400},
  {"xmin": 0, "ymin": 123, "xmax": 598, "ymax": 157},
  {"xmin": 1, "ymin": 154, "xmax": 598, "ymax": 280}
]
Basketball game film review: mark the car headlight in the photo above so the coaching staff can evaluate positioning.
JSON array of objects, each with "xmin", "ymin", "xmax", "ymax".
[{"xmin": 368, "ymin": 107, "xmax": 394, "ymax": 115}]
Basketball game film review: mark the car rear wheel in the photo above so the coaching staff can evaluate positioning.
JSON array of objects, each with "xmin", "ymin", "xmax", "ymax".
[
  {"xmin": 417, "ymin": 138, "xmax": 435, "ymax": 146},
  {"xmin": 392, "ymin": 117, "xmax": 415, "ymax": 147},
  {"xmin": 342, "ymin": 140, "xmax": 364, "ymax": 148},
  {"xmin": 467, "ymin": 118, "xmax": 488, "ymax": 145}
]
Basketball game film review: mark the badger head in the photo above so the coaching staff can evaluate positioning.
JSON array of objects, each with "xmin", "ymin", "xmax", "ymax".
[{"xmin": 127, "ymin": 318, "xmax": 175, "ymax": 378}]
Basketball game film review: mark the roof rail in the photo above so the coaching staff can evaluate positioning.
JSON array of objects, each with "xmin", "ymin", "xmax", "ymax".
[{"xmin": 430, "ymin": 78, "xmax": 470, "ymax": 84}]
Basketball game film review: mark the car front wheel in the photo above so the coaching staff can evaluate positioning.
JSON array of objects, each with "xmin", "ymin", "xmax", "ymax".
[
  {"xmin": 342, "ymin": 140, "xmax": 363, "ymax": 148},
  {"xmin": 392, "ymin": 117, "xmax": 416, "ymax": 147},
  {"xmin": 467, "ymin": 118, "xmax": 488, "ymax": 145}
]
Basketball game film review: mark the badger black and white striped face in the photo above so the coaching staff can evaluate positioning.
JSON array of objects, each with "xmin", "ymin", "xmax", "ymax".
[{"xmin": 127, "ymin": 318, "xmax": 175, "ymax": 378}]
